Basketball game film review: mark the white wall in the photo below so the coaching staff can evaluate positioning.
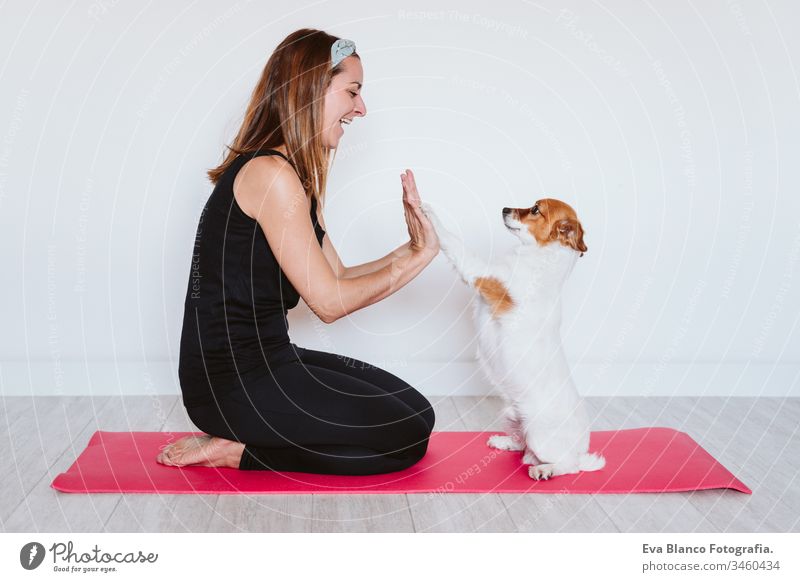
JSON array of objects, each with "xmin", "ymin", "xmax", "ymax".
[{"xmin": 1, "ymin": 0, "xmax": 798, "ymax": 397}]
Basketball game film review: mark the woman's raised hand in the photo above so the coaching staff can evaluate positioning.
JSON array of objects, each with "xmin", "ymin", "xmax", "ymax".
[{"xmin": 401, "ymin": 169, "xmax": 439, "ymax": 256}]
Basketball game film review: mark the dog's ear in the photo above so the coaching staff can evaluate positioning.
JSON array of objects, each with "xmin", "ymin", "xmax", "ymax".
[{"xmin": 550, "ymin": 218, "xmax": 587, "ymax": 256}]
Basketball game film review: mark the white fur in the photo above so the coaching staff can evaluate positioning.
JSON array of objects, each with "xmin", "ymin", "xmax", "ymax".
[{"xmin": 422, "ymin": 202, "xmax": 605, "ymax": 480}]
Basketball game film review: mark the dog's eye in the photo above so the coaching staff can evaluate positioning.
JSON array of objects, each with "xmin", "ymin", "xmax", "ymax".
[{"xmin": 530, "ymin": 205, "xmax": 540, "ymax": 215}]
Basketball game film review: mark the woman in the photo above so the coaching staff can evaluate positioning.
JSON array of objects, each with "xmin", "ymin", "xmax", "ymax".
[{"xmin": 156, "ymin": 28, "xmax": 439, "ymax": 474}]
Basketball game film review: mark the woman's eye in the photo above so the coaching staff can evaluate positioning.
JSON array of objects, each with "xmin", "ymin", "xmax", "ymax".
[{"xmin": 348, "ymin": 91, "xmax": 358, "ymax": 97}]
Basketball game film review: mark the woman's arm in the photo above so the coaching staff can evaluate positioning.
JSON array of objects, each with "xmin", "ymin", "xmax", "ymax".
[
  {"xmin": 316, "ymin": 170, "xmax": 433, "ymax": 279},
  {"xmin": 234, "ymin": 157, "xmax": 437, "ymax": 324},
  {"xmin": 343, "ymin": 241, "xmax": 414, "ymax": 278},
  {"xmin": 327, "ymin": 241, "xmax": 434, "ymax": 318},
  {"xmin": 322, "ymin": 237, "xmax": 413, "ymax": 279},
  {"xmin": 316, "ymin": 208, "xmax": 411, "ymax": 279}
]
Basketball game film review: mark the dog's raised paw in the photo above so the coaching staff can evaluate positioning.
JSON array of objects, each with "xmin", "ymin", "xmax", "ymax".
[
  {"xmin": 487, "ymin": 434, "xmax": 525, "ymax": 451},
  {"xmin": 528, "ymin": 465, "xmax": 554, "ymax": 481}
]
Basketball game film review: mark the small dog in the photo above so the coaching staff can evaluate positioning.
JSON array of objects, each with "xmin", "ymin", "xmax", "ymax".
[{"xmin": 421, "ymin": 199, "xmax": 605, "ymax": 480}]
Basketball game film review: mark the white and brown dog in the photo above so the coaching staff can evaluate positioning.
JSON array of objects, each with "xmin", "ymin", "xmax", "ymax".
[{"xmin": 421, "ymin": 199, "xmax": 605, "ymax": 480}]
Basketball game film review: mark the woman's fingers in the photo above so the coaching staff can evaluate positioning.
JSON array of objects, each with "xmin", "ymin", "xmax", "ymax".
[
  {"xmin": 400, "ymin": 173, "xmax": 411, "ymax": 204},
  {"xmin": 405, "ymin": 169, "xmax": 417, "ymax": 191},
  {"xmin": 399, "ymin": 169, "xmax": 437, "ymax": 253},
  {"xmin": 401, "ymin": 170, "xmax": 421, "ymax": 208},
  {"xmin": 402, "ymin": 176, "xmax": 424, "ymax": 249}
]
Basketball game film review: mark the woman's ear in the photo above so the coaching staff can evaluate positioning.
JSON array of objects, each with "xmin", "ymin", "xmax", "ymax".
[{"xmin": 550, "ymin": 218, "xmax": 587, "ymax": 256}]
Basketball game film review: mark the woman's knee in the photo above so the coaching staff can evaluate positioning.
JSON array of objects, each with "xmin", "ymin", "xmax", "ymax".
[
  {"xmin": 416, "ymin": 390, "xmax": 436, "ymax": 431},
  {"xmin": 391, "ymin": 411, "xmax": 433, "ymax": 455},
  {"xmin": 361, "ymin": 399, "xmax": 430, "ymax": 454},
  {"xmin": 389, "ymin": 430, "xmax": 431, "ymax": 469},
  {"xmin": 384, "ymin": 382, "xmax": 435, "ymax": 431},
  {"xmin": 400, "ymin": 386, "xmax": 435, "ymax": 431}
]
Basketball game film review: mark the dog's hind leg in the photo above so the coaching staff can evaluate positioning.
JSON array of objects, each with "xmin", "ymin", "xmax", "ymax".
[
  {"xmin": 487, "ymin": 406, "xmax": 526, "ymax": 451},
  {"xmin": 527, "ymin": 451, "xmax": 606, "ymax": 480},
  {"xmin": 487, "ymin": 434, "xmax": 525, "ymax": 451},
  {"xmin": 528, "ymin": 459, "xmax": 581, "ymax": 481},
  {"xmin": 522, "ymin": 448, "xmax": 541, "ymax": 465}
]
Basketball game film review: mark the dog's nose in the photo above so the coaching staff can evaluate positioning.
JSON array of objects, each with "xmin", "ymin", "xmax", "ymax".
[{"xmin": 502, "ymin": 207, "xmax": 511, "ymax": 215}]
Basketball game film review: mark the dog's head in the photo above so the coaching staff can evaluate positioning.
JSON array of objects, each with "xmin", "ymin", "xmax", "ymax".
[{"xmin": 502, "ymin": 198, "xmax": 587, "ymax": 256}]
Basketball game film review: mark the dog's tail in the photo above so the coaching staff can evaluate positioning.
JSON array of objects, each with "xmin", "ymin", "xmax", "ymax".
[{"xmin": 579, "ymin": 452, "xmax": 606, "ymax": 472}]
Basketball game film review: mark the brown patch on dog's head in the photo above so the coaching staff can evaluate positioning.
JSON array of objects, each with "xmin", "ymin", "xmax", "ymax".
[
  {"xmin": 502, "ymin": 198, "xmax": 587, "ymax": 256},
  {"xmin": 474, "ymin": 276, "xmax": 514, "ymax": 317}
]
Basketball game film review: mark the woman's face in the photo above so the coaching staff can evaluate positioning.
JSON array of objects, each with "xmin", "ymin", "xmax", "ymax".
[{"xmin": 322, "ymin": 56, "xmax": 366, "ymax": 149}]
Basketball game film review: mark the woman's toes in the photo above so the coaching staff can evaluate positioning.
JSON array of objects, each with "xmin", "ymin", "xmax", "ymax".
[
  {"xmin": 156, "ymin": 444, "xmax": 175, "ymax": 465},
  {"xmin": 155, "ymin": 435, "xmax": 242, "ymax": 468},
  {"xmin": 156, "ymin": 435, "xmax": 210, "ymax": 467}
]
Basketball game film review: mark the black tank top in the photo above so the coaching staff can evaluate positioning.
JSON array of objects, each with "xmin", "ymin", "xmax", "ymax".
[{"xmin": 178, "ymin": 149, "xmax": 326, "ymax": 406}]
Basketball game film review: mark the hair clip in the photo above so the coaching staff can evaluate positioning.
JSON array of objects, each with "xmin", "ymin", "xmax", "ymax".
[{"xmin": 331, "ymin": 38, "xmax": 356, "ymax": 68}]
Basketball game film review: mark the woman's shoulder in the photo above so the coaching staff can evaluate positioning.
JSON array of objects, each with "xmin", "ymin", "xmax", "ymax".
[
  {"xmin": 235, "ymin": 153, "xmax": 298, "ymax": 187},
  {"xmin": 233, "ymin": 154, "xmax": 305, "ymax": 220}
]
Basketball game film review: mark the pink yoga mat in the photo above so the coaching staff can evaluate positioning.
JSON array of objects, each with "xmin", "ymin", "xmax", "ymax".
[{"xmin": 51, "ymin": 428, "xmax": 751, "ymax": 495}]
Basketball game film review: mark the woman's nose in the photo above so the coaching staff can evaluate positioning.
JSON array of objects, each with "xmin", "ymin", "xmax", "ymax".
[{"xmin": 354, "ymin": 95, "xmax": 367, "ymax": 117}]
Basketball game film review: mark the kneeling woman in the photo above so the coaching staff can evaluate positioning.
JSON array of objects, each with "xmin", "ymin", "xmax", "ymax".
[{"xmin": 157, "ymin": 29, "xmax": 439, "ymax": 474}]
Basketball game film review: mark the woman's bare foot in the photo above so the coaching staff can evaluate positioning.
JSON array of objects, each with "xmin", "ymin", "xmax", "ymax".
[{"xmin": 156, "ymin": 434, "xmax": 245, "ymax": 468}]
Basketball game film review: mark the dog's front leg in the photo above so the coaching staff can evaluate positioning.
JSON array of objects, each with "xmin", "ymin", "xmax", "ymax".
[
  {"xmin": 421, "ymin": 202, "xmax": 489, "ymax": 285},
  {"xmin": 486, "ymin": 405, "xmax": 526, "ymax": 452}
]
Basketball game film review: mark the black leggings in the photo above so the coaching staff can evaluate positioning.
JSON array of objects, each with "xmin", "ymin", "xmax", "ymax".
[{"xmin": 186, "ymin": 347, "xmax": 436, "ymax": 475}]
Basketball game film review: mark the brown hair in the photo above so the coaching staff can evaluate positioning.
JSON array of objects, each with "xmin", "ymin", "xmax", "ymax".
[{"xmin": 207, "ymin": 28, "xmax": 358, "ymax": 207}]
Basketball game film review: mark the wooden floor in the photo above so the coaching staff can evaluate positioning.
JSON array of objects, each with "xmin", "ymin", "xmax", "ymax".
[{"xmin": 1, "ymin": 395, "xmax": 797, "ymax": 532}]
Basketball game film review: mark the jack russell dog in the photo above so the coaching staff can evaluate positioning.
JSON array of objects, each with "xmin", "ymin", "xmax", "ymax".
[{"xmin": 421, "ymin": 199, "xmax": 605, "ymax": 481}]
